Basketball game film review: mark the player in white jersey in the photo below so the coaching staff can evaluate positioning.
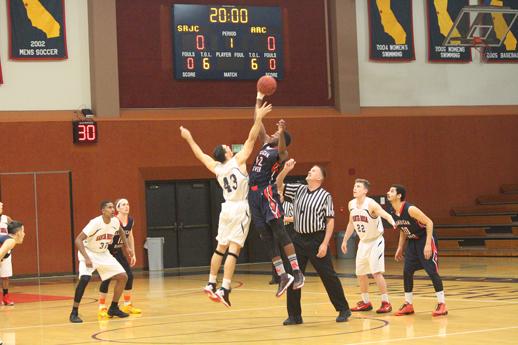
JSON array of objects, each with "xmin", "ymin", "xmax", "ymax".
[
  {"xmin": 0, "ymin": 201, "xmax": 14, "ymax": 306},
  {"xmin": 341, "ymin": 179, "xmax": 396, "ymax": 313},
  {"xmin": 69, "ymin": 201, "xmax": 133, "ymax": 323},
  {"xmin": 180, "ymin": 99, "xmax": 272, "ymax": 307}
]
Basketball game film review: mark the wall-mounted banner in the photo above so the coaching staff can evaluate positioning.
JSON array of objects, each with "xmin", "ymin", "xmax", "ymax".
[
  {"xmin": 8, "ymin": 0, "xmax": 67, "ymax": 60},
  {"xmin": 484, "ymin": 0, "xmax": 518, "ymax": 63},
  {"xmin": 0, "ymin": 59, "xmax": 3, "ymax": 84},
  {"xmin": 368, "ymin": 0, "xmax": 415, "ymax": 61},
  {"xmin": 427, "ymin": 0, "xmax": 471, "ymax": 62}
]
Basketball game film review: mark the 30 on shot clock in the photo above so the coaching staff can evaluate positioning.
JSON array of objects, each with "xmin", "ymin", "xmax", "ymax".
[
  {"xmin": 173, "ymin": 4, "xmax": 283, "ymax": 80},
  {"xmin": 72, "ymin": 120, "xmax": 98, "ymax": 144}
]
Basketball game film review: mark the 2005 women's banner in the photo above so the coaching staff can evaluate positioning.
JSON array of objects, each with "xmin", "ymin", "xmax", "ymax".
[
  {"xmin": 427, "ymin": 0, "xmax": 471, "ymax": 62},
  {"xmin": 368, "ymin": 0, "xmax": 415, "ymax": 61},
  {"xmin": 8, "ymin": 0, "xmax": 67, "ymax": 60}
]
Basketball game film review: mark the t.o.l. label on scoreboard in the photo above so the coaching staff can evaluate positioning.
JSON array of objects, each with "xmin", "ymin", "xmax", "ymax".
[{"xmin": 173, "ymin": 4, "xmax": 283, "ymax": 80}]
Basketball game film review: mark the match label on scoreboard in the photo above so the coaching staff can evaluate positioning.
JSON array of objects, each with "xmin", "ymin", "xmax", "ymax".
[{"xmin": 173, "ymin": 4, "xmax": 283, "ymax": 80}]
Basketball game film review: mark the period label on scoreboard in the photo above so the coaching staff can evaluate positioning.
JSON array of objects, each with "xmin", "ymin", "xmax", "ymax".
[{"xmin": 172, "ymin": 4, "xmax": 283, "ymax": 80}]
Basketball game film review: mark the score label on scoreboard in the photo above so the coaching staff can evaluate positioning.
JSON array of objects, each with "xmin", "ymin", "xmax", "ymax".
[{"xmin": 173, "ymin": 4, "xmax": 283, "ymax": 80}]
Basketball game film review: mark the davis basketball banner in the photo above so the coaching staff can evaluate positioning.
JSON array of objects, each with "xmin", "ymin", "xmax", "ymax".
[
  {"xmin": 368, "ymin": 0, "xmax": 415, "ymax": 61},
  {"xmin": 427, "ymin": 0, "xmax": 471, "ymax": 62},
  {"xmin": 8, "ymin": 0, "xmax": 67, "ymax": 60},
  {"xmin": 484, "ymin": 0, "xmax": 518, "ymax": 63}
]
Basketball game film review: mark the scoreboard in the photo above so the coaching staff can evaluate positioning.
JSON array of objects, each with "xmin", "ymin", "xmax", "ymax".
[{"xmin": 172, "ymin": 4, "xmax": 283, "ymax": 80}]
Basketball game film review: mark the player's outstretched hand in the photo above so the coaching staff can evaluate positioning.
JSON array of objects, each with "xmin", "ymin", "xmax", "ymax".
[
  {"xmin": 179, "ymin": 126, "xmax": 192, "ymax": 140},
  {"xmin": 284, "ymin": 158, "xmax": 296, "ymax": 172},
  {"xmin": 277, "ymin": 119, "xmax": 286, "ymax": 133},
  {"xmin": 256, "ymin": 102, "xmax": 272, "ymax": 119}
]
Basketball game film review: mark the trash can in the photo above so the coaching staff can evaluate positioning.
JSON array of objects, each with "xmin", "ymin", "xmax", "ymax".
[
  {"xmin": 144, "ymin": 237, "xmax": 164, "ymax": 270},
  {"xmin": 335, "ymin": 231, "xmax": 358, "ymax": 259}
]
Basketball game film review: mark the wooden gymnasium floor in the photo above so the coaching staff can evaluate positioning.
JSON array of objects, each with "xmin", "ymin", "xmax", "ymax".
[{"xmin": 1, "ymin": 257, "xmax": 518, "ymax": 345}]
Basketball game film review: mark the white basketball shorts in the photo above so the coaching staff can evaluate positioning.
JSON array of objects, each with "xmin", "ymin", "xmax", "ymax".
[
  {"xmin": 0, "ymin": 255, "xmax": 13, "ymax": 278},
  {"xmin": 356, "ymin": 236, "xmax": 385, "ymax": 275},
  {"xmin": 78, "ymin": 249, "xmax": 125, "ymax": 281},
  {"xmin": 216, "ymin": 201, "xmax": 251, "ymax": 247}
]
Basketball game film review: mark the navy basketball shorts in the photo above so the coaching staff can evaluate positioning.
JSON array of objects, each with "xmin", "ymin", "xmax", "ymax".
[
  {"xmin": 404, "ymin": 234, "xmax": 439, "ymax": 274},
  {"xmin": 248, "ymin": 184, "xmax": 285, "ymax": 229}
]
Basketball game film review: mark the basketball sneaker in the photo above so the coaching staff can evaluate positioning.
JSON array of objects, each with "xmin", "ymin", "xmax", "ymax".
[
  {"xmin": 351, "ymin": 301, "xmax": 373, "ymax": 312},
  {"xmin": 215, "ymin": 287, "xmax": 231, "ymax": 307},
  {"xmin": 292, "ymin": 270, "xmax": 305, "ymax": 290},
  {"xmin": 376, "ymin": 301, "xmax": 393, "ymax": 313},
  {"xmin": 203, "ymin": 282, "xmax": 219, "ymax": 302},
  {"xmin": 121, "ymin": 304, "xmax": 142, "ymax": 315},
  {"xmin": 97, "ymin": 307, "xmax": 109, "ymax": 320},
  {"xmin": 395, "ymin": 303, "xmax": 415, "ymax": 316},
  {"xmin": 276, "ymin": 273, "xmax": 294, "ymax": 297},
  {"xmin": 2, "ymin": 294, "xmax": 14, "ymax": 306},
  {"xmin": 69, "ymin": 311, "xmax": 83, "ymax": 323},
  {"xmin": 432, "ymin": 303, "xmax": 448, "ymax": 317},
  {"xmin": 108, "ymin": 306, "xmax": 129, "ymax": 318}
]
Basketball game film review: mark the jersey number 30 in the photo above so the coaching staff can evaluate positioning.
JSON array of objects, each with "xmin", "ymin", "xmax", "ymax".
[{"xmin": 223, "ymin": 174, "xmax": 238, "ymax": 193}]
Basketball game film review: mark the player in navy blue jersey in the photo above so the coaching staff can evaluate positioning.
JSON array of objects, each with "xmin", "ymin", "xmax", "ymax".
[
  {"xmin": 249, "ymin": 91, "xmax": 304, "ymax": 297},
  {"xmin": 97, "ymin": 198, "xmax": 141, "ymax": 318},
  {"xmin": 387, "ymin": 184, "xmax": 447, "ymax": 317}
]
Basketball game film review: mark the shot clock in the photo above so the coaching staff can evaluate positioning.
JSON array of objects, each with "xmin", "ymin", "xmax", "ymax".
[
  {"xmin": 173, "ymin": 4, "xmax": 283, "ymax": 80},
  {"xmin": 72, "ymin": 120, "xmax": 98, "ymax": 144}
]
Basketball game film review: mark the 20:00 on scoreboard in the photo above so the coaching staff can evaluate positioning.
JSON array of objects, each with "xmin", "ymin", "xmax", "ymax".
[{"xmin": 173, "ymin": 4, "xmax": 284, "ymax": 80}]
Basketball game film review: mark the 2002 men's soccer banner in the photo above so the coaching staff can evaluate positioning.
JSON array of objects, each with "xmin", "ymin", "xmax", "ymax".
[
  {"xmin": 368, "ymin": 0, "xmax": 415, "ymax": 61},
  {"xmin": 8, "ymin": 0, "xmax": 67, "ymax": 60},
  {"xmin": 484, "ymin": 0, "xmax": 518, "ymax": 63},
  {"xmin": 427, "ymin": 0, "xmax": 471, "ymax": 62}
]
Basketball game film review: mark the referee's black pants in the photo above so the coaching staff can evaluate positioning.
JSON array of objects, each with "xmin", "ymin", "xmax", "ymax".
[{"xmin": 284, "ymin": 231, "xmax": 350, "ymax": 318}]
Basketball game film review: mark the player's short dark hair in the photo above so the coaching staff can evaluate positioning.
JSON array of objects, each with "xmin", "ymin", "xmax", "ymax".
[
  {"xmin": 315, "ymin": 165, "xmax": 326, "ymax": 179},
  {"xmin": 7, "ymin": 221, "xmax": 23, "ymax": 234},
  {"xmin": 355, "ymin": 178, "xmax": 370, "ymax": 190},
  {"xmin": 213, "ymin": 145, "xmax": 227, "ymax": 163},
  {"xmin": 100, "ymin": 200, "xmax": 113, "ymax": 210},
  {"xmin": 391, "ymin": 184, "xmax": 406, "ymax": 201},
  {"xmin": 283, "ymin": 131, "xmax": 291, "ymax": 147}
]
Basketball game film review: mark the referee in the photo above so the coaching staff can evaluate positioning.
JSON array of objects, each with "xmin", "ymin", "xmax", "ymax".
[{"xmin": 278, "ymin": 159, "xmax": 351, "ymax": 325}]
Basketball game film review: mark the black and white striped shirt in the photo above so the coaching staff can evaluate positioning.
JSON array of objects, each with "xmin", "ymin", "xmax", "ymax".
[{"xmin": 284, "ymin": 183, "xmax": 334, "ymax": 234}]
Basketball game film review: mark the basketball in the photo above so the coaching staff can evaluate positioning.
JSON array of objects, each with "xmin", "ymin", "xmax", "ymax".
[{"xmin": 257, "ymin": 75, "xmax": 277, "ymax": 96}]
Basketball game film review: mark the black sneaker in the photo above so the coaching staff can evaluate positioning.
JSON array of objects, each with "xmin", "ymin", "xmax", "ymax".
[
  {"xmin": 276, "ymin": 273, "xmax": 294, "ymax": 297},
  {"xmin": 269, "ymin": 276, "xmax": 280, "ymax": 285},
  {"xmin": 108, "ymin": 306, "xmax": 130, "ymax": 318},
  {"xmin": 292, "ymin": 269, "xmax": 305, "ymax": 290},
  {"xmin": 203, "ymin": 282, "xmax": 219, "ymax": 302},
  {"xmin": 216, "ymin": 287, "xmax": 231, "ymax": 307},
  {"xmin": 283, "ymin": 316, "xmax": 303, "ymax": 325},
  {"xmin": 336, "ymin": 309, "xmax": 352, "ymax": 322},
  {"xmin": 69, "ymin": 312, "xmax": 83, "ymax": 323}
]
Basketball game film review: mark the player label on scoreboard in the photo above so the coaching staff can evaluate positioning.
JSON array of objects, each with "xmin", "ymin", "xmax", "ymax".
[{"xmin": 172, "ymin": 4, "xmax": 283, "ymax": 80}]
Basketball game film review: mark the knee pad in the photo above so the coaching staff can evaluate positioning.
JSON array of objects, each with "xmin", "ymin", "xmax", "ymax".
[
  {"xmin": 125, "ymin": 271, "xmax": 134, "ymax": 291},
  {"xmin": 269, "ymin": 219, "xmax": 292, "ymax": 247},
  {"xmin": 214, "ymin": 249, "xmax": 226, "ymax": 257},
  {"xmin": 74, "ymin": 275, "xmax": 91, "ymax": 303},
  {"xmin": 99, "ymin": 278, "xmax": 111, "ymax": 294},
  {"xmin": 227, "ymin": 252, "xmax": 239, "ymax": 260}
]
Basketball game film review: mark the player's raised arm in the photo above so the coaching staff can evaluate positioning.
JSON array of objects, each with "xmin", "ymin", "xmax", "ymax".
[
  {"xmin": 255, "ymin": 91, "xmax": 270, "ymax": 144},
  {"xmin": 277, "ymin": 119, "xmax": 289, "ymax": 162},
  {"xmin": 235, "ymin": 102, "xmax": 272, "ymax": 165},
  {"xmin": 180, "ymin": 126, "xmax": 219, "ymax": 174},
  {"xmin": 275, "ymin": 158, "xmax": 296, "ymax": 192}
]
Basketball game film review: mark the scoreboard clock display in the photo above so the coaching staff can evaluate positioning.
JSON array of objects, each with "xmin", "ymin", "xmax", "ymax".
[
  {"xmin": 72, "ymin": 120, "xmax": 98, "ymax": 144},
  {"xmin": 173, "ymin": 4, "xmax": 283, "ymax": 80}
]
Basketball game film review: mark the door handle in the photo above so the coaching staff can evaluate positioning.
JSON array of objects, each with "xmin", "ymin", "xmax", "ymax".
[
  {"xmin": 178, "ymin": 222, "xmax": 184, "ymax": 231},
  {"xmin": 172, "ymin": 222, "xmax": 177, "ymax": 231}
]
